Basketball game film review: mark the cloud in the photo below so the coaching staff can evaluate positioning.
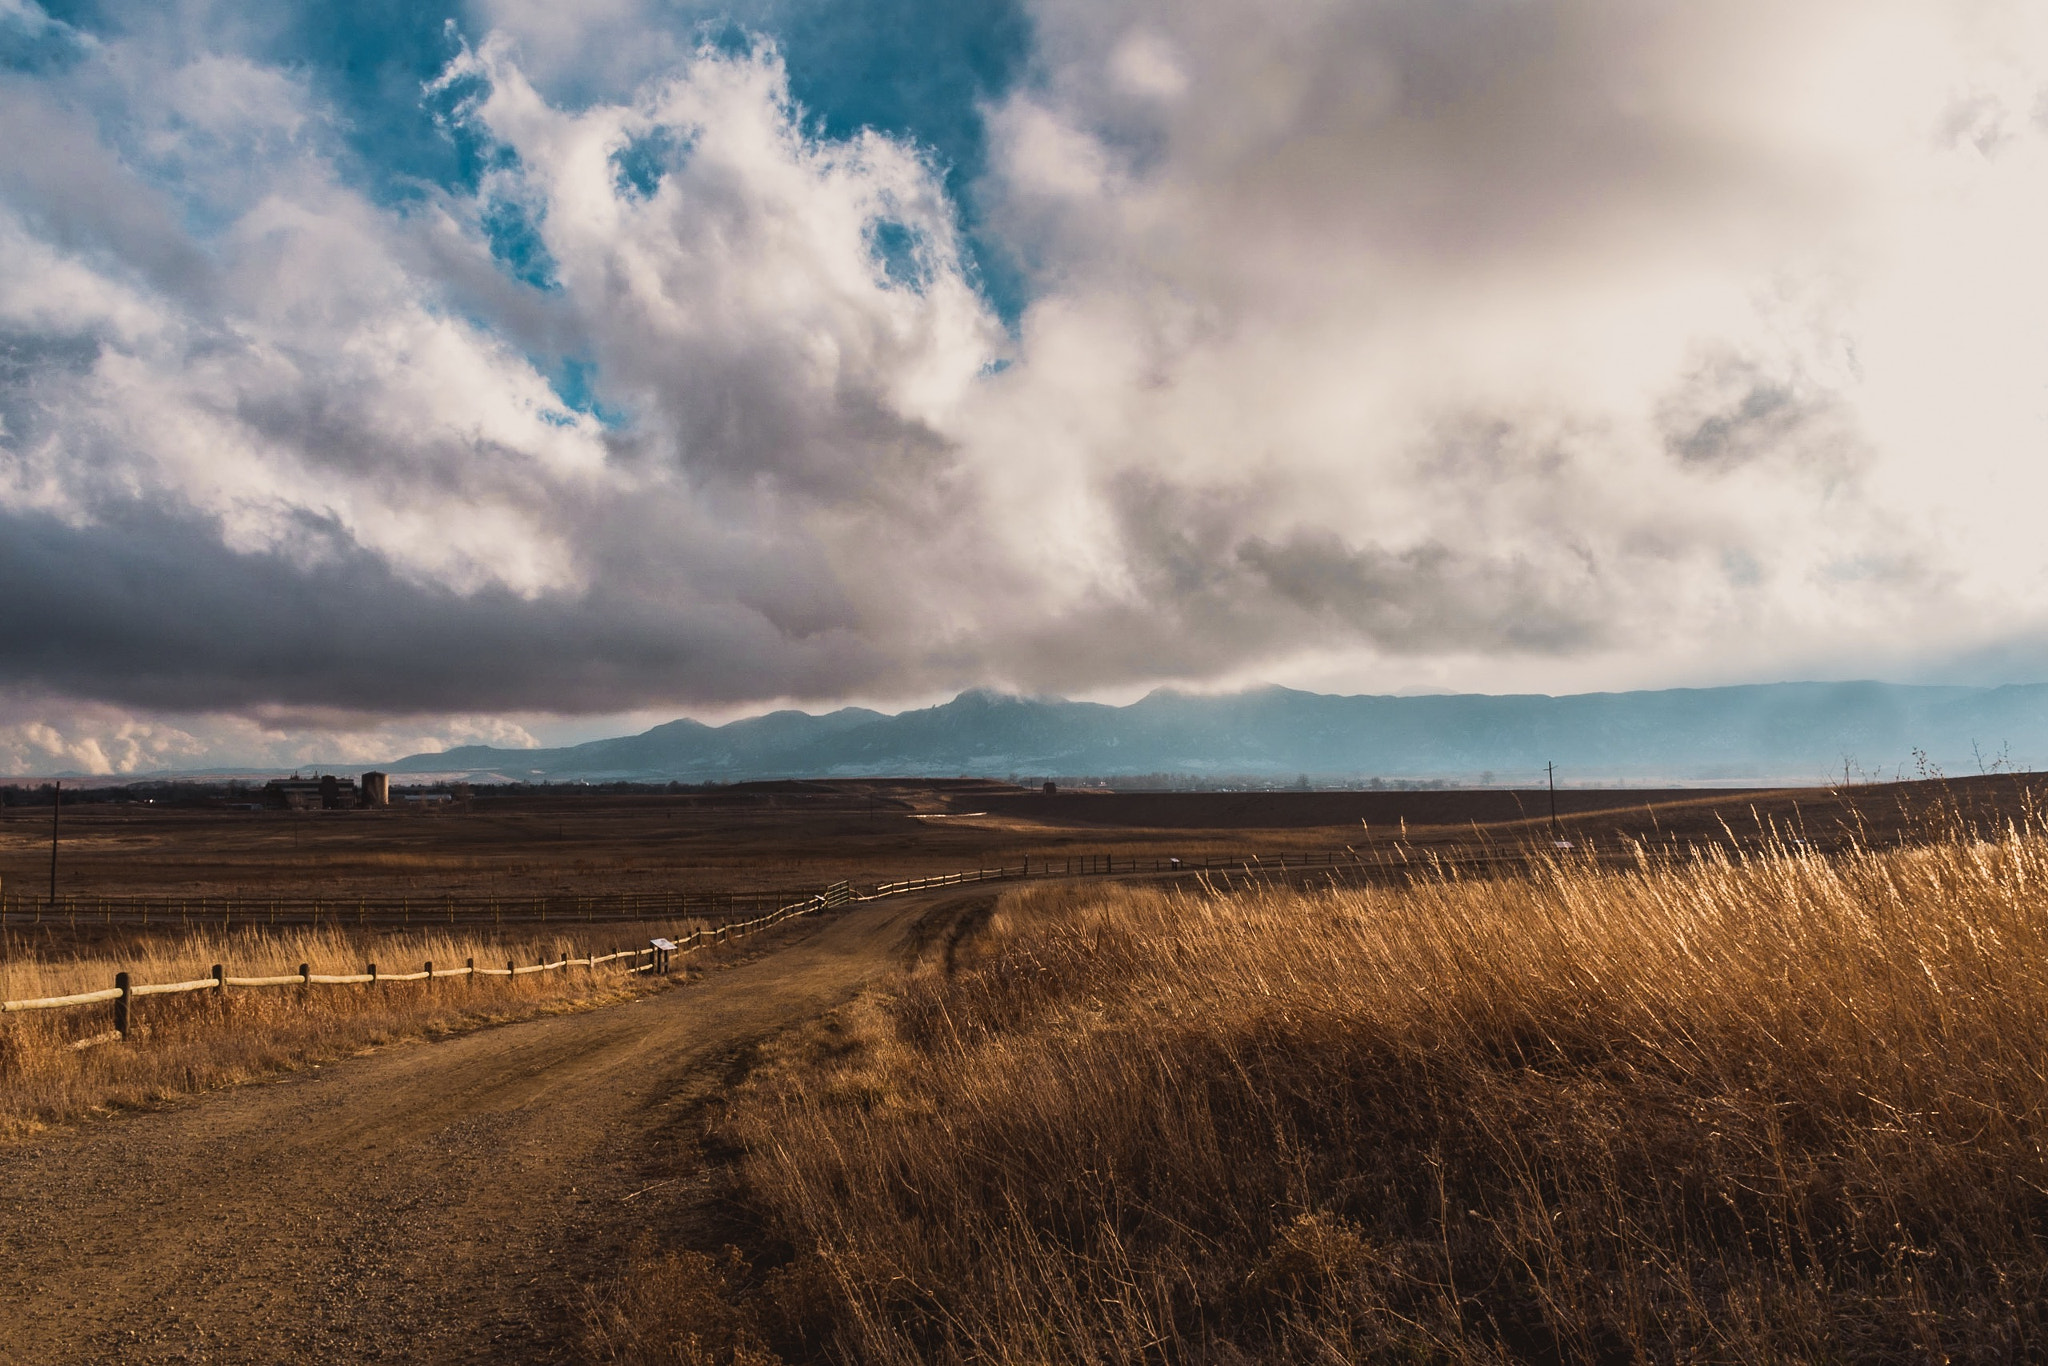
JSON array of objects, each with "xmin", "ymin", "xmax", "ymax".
[
  {"xmin": 0, "ymin": 689, "xmax": 542, "ymax": 776},
  {"xmin": 0, "ymin": 19, "xmax": 1012, "ymax": 724},
  {"xmin": 954, "ymin": 0, "xmax": 2048, "ymax": 690},
  {"xmin": 3, "ymin": 0, "xmax": 2048, "ymax": 767}
]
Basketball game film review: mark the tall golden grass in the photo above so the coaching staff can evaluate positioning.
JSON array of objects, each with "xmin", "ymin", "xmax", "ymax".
[
  {"xmin": 697, "ymin": 824, "xmax": 2048, "ymax": 1363},
  {"xmin": 0, "ymin": 921, "xmax": 697, "ymax": 1136}
]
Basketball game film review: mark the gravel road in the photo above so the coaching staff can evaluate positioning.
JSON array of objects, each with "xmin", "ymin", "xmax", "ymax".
[{"xmin": 0, "ymin": 896, "xmax": 934, "ymax": 1364}]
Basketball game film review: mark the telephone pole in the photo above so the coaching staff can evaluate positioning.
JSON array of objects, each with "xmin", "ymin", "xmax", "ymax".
[
  {"xmin": 48, "ymin": 779, "xmax": 61, "ymax": 906},
  {"xmin": 1546, "ymin": 762, "xmax": 1559, "ymax": 841}
]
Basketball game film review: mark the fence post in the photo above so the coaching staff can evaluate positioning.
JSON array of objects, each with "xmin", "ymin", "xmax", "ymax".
[
  {"xmin": 299, "ymin": 962, "xmax": 310, "ymax": 992},
  {"xmin": 466, "ymin": 956, "xmax": 475, "ymax": 988},
  {"xmin": 212, "ymin": 963, "xmax": 225, "ymax": 997},
  {"xmin": 368, "ymin": 962, "xmax": 378, "ymax": 986},
  {"xmin": 424, "ymin": 960, "xmax": 433, "ymax": 991},
  {"xmin": 113, "ymin": 971, "xmax": 130, "ymax": 1040}
]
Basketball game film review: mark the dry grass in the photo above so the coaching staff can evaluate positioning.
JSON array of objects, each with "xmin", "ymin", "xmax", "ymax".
[
  {"xmin": 0, "ymin": 919, "xmax": 704, "ymax": 1137},
  {"xmin": 583, "ymin": 1238, "xmax": 787, "ymax": 1366},
  {"xmin": 684, "ymin": 823, "xmax": 2048, "ymax": 1363}
]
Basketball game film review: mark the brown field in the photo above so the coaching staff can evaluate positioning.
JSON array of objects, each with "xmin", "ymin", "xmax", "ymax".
[
  {"xmin": 5, "ymin": 773, "xmax": 2039, "ymax": 917},
  {"xmin": 8, "ymin": 774, "xmax": 2048, "ymax": 1362}
]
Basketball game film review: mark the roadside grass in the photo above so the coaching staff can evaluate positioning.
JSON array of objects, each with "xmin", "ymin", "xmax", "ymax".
[
  {"xmin": 609, "ymin": 820, "xmax": 2048, "ymax": 1363},
  {"xmin": 0, "ymin": 920, "xmax": 706, "ymax": 1137}
]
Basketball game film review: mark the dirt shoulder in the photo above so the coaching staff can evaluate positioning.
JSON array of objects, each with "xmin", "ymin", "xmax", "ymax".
[{"xmin": 0, "ymin": 896, "xmax": 936, "ymax": 1365}]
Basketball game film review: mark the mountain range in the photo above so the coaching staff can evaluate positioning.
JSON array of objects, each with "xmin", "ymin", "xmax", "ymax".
[{"xmin": 381, "ymin": 681, "xmax": 2048, "ymax": 785}]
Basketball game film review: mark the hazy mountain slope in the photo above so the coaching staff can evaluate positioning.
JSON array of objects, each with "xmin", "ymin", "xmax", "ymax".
[{"xmin": 383, "ymin": 682, "xmax": 2048, "ymax": 783}]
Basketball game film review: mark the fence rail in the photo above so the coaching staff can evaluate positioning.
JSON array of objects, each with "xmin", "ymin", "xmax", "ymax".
[
  {"xmin": 2, "ymin": 881, "xmax": 856, "ymax": 1040},
  {"xmin": 0, "ymin": 986, "xmax": 123, "ymax": 1012}
]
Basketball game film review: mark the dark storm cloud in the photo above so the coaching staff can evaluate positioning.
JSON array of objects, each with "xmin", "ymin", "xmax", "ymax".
[
  {"xmin": 969, "ymin": 470, "xmax": 1611, "ymax": 696},
  {"xmin": 1656, "ymin": 355, "xmax": 1850, "ymax": 473},
  {"xmin": 0, "ymin": 501, "xmax": 901, "ymax": 712},
  {"xmin": 1234, "ymin": 533, "xmax": 1603, "ymax": 654}
]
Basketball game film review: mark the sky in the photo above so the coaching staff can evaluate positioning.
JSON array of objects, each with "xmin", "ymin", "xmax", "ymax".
[{"xmin": 2, "ymin": 0, "xmax": 2048, "ymax": 774}]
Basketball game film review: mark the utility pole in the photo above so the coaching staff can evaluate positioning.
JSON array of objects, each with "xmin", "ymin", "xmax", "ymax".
[
  {"xmin": 1546, "ymin": 762, "xmax": 1560, "ymax": 841},
  {"xmin": 48, "ymin": 779, "xmax": 60, "ymax": 906}
]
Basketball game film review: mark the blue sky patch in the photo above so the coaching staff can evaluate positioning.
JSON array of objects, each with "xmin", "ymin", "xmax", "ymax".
[
  {"xmin": 764, "ymin": 0, "xmax": 1032, "ymax": 321},
  {"xmin": 479, "ymin": 193, "xmax": 557, "ymax": 290},
  {"xmin": 611, "ymin": 125, "xmax": 692, "ymax": 200},
  {"xmin": 0, "ymin": 0, "xmax": 91, "ymax": 74},
  {"xmin": 256, "ymin": 2, "xmax": 482, "ymax": 203},
  {"xmin": 865, "ymin": 219, "xmax": 927, "ymax": 291},
  {"xmin": 549, "ymin": 356, "xmax": 630, "ymax": 429},
  {"xmin": 31, "ymin": 0, "xmax": 1035, "ymax": 315}
]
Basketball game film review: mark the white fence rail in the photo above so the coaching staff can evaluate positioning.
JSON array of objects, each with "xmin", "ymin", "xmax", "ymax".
[{"xmin": 3, "ymin": 881, "xmax": 856, "ymax": 1041}]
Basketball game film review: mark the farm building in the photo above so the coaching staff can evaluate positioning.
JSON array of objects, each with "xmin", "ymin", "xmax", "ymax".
[{"xmin": 263, "ymin": 775, "xmax": 360, "ymax": 811}]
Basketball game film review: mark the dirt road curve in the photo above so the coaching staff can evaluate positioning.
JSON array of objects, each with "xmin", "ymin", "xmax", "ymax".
[{"xmin": 0, "ymin": 896, "xmax": 939, "ymax": 1365}]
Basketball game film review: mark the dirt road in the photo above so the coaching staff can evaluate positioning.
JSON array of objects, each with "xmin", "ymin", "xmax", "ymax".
[{"xmin": 0, "ymin": 895, "xmax": 947, "ymax": 1364}]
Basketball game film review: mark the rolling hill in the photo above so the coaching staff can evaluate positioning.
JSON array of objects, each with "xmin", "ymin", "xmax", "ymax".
[{"xmin": 382, "ymin": 681, "xmax": 2048, "ymax": 785}]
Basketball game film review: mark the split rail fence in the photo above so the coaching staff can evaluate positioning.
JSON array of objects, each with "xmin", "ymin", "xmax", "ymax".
[{"xmin": 2, "ymin": 881, "xmax": 855, "ymax": 1044}]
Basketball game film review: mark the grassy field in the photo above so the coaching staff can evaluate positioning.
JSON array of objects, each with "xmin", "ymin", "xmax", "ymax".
[
  {"xmin": 612, "ymin": 809, "xmax": 2048, "ymax": 1363},
  {"xmin": 7, "ymin": 776, "xmax": 2040, "ymax": 917},
  {"xmin": 12, "ymin": 776, "xmax": 2048, "ymax": 1359},
  {"xmin": 0, "ymin": 918, "xmax": 722, "ymax": 1137}
]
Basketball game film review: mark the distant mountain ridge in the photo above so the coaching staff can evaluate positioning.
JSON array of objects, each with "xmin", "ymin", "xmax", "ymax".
[{"xmin": 383, "ymin": 681, "xmax": 2048, "ymax": 784}]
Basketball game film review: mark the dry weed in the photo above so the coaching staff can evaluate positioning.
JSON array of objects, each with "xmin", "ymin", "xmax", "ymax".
[
  {"xmin": 582, "ymin": 1237, "xmax": 784, "ymax": 1366},
  {"xmin": 720, "ymin": 827, "xmax": 2048, "ymax": 1363}
]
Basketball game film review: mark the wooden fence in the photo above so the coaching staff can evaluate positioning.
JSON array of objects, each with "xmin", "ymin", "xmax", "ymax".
[{"xmin": 1, "ymin": 881, "xmax": 855, "ymax": 1042}]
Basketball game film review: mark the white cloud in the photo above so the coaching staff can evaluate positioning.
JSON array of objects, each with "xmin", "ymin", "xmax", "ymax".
[
  {"xmin": 1109, "ymin": 32, "xmax": 1187, "ymax": 102},
  {"xmin": 0, "ymin": 693, "xmax": 543, "ymax": 776},
  {"xmin": 6, "ymin": 0, "xmax": 2048, "ymax": 766},
  {"xmin": 945, "ymin": 0, "xmax": 2048, "ymax": 695}
]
